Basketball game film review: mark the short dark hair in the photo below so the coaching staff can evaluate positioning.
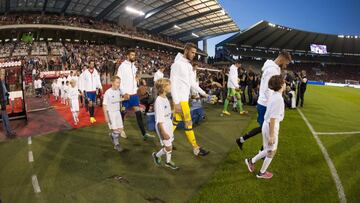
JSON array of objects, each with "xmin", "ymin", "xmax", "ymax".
[
  {"xmin": 279, "ymin": 50, "xmax": 292, "ymax": 62},
  {"xmin": 184, "ymin": 42, "xmax": 197, "ymax": 51},
  {"xmin": 268, "ymin": 75, "xmax": 285, "ymax": 91},
  {"xmin": 126, "ymin": 48, "xmax": 136, "ymax": 55}
]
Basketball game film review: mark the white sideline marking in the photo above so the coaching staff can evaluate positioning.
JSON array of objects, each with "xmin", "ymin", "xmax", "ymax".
[
  {"xmin": 31, "ymin": 175, "xmax": 41, "ymax": 193},
  {"xmin": 317, "ymin": 131, "xmax": 360, "ymax": 135},
  {"xmin": 297, "ymin": 109, "xmax": 347, "ymax": 203},
  {"xmin": 28, "ymin": 151, "xmax": 34, "ymax": 163},
  {"xmin": 28, "ymin": 137, "xmax": 32, "ymax": 145}
]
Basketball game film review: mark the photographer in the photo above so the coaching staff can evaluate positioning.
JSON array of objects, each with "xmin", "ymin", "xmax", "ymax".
[
  {"xmin": 296, "ymin": 70, "xmax": 308, "ymax": 107},
  {"xmin": 0, "ymin": 69, "xmax": 16, "ymax": 139}
]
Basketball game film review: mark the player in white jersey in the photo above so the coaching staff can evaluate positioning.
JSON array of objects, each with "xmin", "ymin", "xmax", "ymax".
[
  {"xmin": 236, "ymin": 51, "xmax": 291, "ymax": 150},
  {"xmin": 153, "ymin": 67, "xmax": 165, "ymax": 82},
  {"xmin": 52, "ymin": 79, "xmax": 59, "ymax": 101},
  {"xmin": 60, "ymin": 81, "xmax": 66, "ymax": 104},
  {"xmin": 152, "ymin": 78, "xmax": 179, "ymax": 170},
  {"xmin": 116, "ymin": 49, "xmax": 154, "ymax": 140},
  {"xmin": 170, "ymin": 43, "xmax": 209, "ymax": 156},
  {"xmin": 56, "ymin": 75, "xmax": 63, "ymax": 99},
  {"xmin": 80, "ymin": 61, "xmax": 103, "ymax": 123},
  {"xmin": 68, "ymin": 80, "xmax": 80, "ymax": 125},
  {"xmin": 245, "ymin": 75, "xmax": 285, "ymax": 179},
  {"xmin": 103, "ymin": 76, "xmax": 124, "ymax": 152},
  {"xmin": 64, "ymin": 81, "xmax": 70, "ymax": 106}
]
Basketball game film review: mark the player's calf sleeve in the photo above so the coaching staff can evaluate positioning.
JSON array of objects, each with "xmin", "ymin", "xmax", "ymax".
[
  {"xmin": 89, "ymin": 106, "xmax": 95, "ymax": 117},
  {"xmin": 135, "ymin": 111, "xmax": 146, "ymax": 136},
  {"xmin": 223, "ymin": 99, "xmax": 229, "ymax": 111},
  {"xmin": 236, "ymin": 100, "xmax": 244, "ymax": 112},
  {"xmin": 111, "ymin": 132, "xmax": 120, "ymax": 145},
  {"xmin": 251, "ymin": 150, "xmax": 267, "ymax": 164},
  {"xmin": 243, "ymin": 127, "xmax": 262, "ymax": 141},
  {"xmin": 184, "ymin": 126, "xmax": 199, "ymax": 149}
]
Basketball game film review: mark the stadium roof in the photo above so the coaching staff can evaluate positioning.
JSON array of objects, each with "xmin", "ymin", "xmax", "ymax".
[
  {"xmin": 218, "ymin": 20, "xmax": 360, "ymax": 55},
  {"xmin": 0, "ymin": 0, "xmax": 239, "ymax": 41}
]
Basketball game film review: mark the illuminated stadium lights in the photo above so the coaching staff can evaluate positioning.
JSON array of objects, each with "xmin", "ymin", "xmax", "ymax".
[
  {"xmin": 125, "ymin": 6, "xmax": 145, "ymax": 16},
  {"xmin": 338, "ymin": 35, "xmax": 345, "ymax": 38},
  {"xmin": 268, "ymin": 23, "xmax": 276, "ymax": 27},
  {"xmin": 192, "ymin": 33, "xmax": 199, "ymax": 38},
  {"xmin": 174, "ymin": 25, "xmax": 181, "ymax": 29}
]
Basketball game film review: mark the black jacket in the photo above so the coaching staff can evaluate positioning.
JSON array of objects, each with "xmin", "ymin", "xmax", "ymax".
[{"xmin": 0, "ymin": 81, "xmax": 9, "ymax": 110}]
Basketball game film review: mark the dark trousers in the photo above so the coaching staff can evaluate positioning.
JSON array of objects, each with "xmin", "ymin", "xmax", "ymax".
[
  {"xmin": 241, "ymin": 86, "xmax": 247, "ymax": 104},
  {"xmin": 297, "ymin": 88, "xmax": 306, "ymax": 107},
  {"xmin": 1, "ymin": 109, "xmax": 14, "ymax": 136}
]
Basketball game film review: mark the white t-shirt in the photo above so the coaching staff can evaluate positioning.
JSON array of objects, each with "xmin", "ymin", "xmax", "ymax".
[
  {"xmin": 34, "ymin": 79, "xmax": 42, "ymax": 89},
  {"xmin": 103, "ymin": 88, "xmax": 121, "ymax": 112},
  {"xmin": 264, "ymin": 92, "xmax": 285, "ymax": 124},
  {"xmin": 170, "ymin": 53, "xmax": 206, "ymax": 104},
  {"xmin": 258, "ymin": 60, "xmax": 281, "ymax": 106},
  {"xmin": 155, "ymin": 96, "xmax": 173, "ymax": 137},
  {"xmin": 117, "ymin": 60, "xmax": 138, "ymax": 95},
  {"xmin": 227, "ymin": 64, "xmax": 239, "ymax": 89},
  {"xmin": 154, "ymin": 70, "xmax": 164, "ymax": 82},
  {"xmin": 67, "ymin": 87, "xmax": 79, "ymax": 100}
]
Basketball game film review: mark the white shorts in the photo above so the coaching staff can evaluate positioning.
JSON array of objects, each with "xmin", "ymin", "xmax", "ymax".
[
  {"xmin": 70, "ymin": 99, "xmax": 79, "ymax": 112},
  {"xmin": 262, "ymin": 121, "xmax": 279, "ymax": 151},
  {"xmin": 155, "ymin": 121, "xmax": 174, "ymax": 147},
  {"xmin": 54, "ymin": 88, "xmax": 59, "ymax": 97},
  {"xmin": 107, "ymin": 111, "xmax": 123, "ymax": 130}
]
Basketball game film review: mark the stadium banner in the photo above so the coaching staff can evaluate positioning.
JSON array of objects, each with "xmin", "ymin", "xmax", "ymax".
[
  {"xmin": 40, "ymin": 70, "xmax": 71, "ymax": 78},
  {"xmin": 308, "ymin": 81, "xmax": 325, "ymax": 85},
  {"xmin": 325, "ymin": 82, "xmax": 360, "ymax": 89}
]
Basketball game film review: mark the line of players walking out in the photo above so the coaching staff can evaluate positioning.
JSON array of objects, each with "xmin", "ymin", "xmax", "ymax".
[{"xmin": 50, "ymin": 42, "xmax": 298, "ymax": 178}]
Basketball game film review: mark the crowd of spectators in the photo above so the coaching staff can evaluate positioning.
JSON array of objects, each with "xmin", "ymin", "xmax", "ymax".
[{"xmin": 0, "ymin": 14, "xmax": 185, "ymax": 48}]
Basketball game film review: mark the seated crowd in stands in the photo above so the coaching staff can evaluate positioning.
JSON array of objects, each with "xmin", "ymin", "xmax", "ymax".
[{"xmin": 0, "ymin": 14, "xmax": 185, "ymax": 48}]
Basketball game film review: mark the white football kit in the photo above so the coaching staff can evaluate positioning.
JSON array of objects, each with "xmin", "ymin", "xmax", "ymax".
[
  {"xmin": 68, "ymin": 87, "xmax": 80, "ymax": 112},
  {"xmin": 154, "ymin": 96, "xmax": 174, "ymax": 147},
  {"xmin": 262, "ymin": 92, "xmax": 285, "ymax": 151},
  {"xmin": 103, "ymin": 88, "xmax": 123, "ymax": 130}
]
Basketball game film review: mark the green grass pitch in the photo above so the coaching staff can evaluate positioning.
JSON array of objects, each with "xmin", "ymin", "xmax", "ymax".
[{"xmin": 0, "ymin": 85, "xmax": 359, "ymax": 203}]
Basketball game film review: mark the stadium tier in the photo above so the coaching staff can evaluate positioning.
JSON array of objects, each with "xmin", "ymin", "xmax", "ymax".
[{"xmin": 0, "ymin": 1, "xmax": 359, "ymax": 203}]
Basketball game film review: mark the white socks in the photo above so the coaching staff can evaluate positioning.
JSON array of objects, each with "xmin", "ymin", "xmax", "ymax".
[
  {"xmin": 251, "ymin": 150, "xmax": 267, "ymax": 164},
  {"xmin": 165, "ymin": 150, "xmax": 172, "ymax": 163},
  {"xmin": 240, "ymin": 137, "xmax": 245, "ymax": 143},
  {"xmin": 156, "ymin": 148, "xmax": 172, "ymax": 163},
  {"xmin": 156, "ymin": 148, "xmax": 166, "ymax": 157},
  {"xmin": 111, "ymin": 132, "xmax": 119, "ymax": 145},
  {"xmin": 260, "ymin": 157, "xmax": 273, "ymax": 173},
  {"xmin": 72, "ymin": 112, "xmax": 79, "ymax": 123}
]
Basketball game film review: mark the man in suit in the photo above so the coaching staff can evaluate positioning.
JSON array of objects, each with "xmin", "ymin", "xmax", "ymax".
[{"xmin": 0, "ymin": 68, "xmax": 16, "ymax": 139}]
